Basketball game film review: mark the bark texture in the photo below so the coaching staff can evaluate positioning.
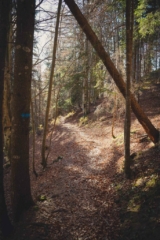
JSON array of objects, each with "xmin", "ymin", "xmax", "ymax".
[
  {"xmin": 11, "ymin": 0, "xmax": 35, "ymax": 221},
  {"xmin": 3, "ymin": 23, "xmax": 12, "ymax": 164},
  {"xmin": 124, "ymin": 0, "xmax": 133, "ymax": 178},
  {"xmin": 64, "ymin": 0, "xmax": 159, "ymax": 143},
  {"xmin": 0, "ymin": 0, "xmax": 13, "ymax": 236}
]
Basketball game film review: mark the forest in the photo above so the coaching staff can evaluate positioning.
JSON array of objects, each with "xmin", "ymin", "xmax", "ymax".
[{"xmin": 0, "ymin": 0, "xmax": 160, "ymax": 239}]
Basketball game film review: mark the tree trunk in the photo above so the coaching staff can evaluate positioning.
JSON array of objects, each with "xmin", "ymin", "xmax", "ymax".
[
  {"xmin": 0, "ymin": 0, "xmax": 13, "ymax": 236},
  {"xmin": 41, "ymin": 0, "xmax": 62, "ymax": 168},
  {"xmin": 83, "ymin": 38, "xmax": 90, "ymax": 116},
  {"xmin": 82, "ymin": 0, "xmax": 90, "ymax": 116},
  {"xmin": 124, "ymin": 0, "xmax": 133, "ymax": 178},
  {"xmin": 11, "ymin": 0, "xmax": 35, "ymax": 221},
  {"xmin": 3, "ymin": 19, "xmax": 12, "ymax": 165},
  {"xmin": 31, "ymin": 100, "xmax": 37, "ymax": 177},
  {"xmin": 64, "ymin": 0, "xmax": 159, "ymax": 144}
]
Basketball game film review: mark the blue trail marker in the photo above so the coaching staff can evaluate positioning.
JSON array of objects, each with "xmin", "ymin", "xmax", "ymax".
[{"xmin": 21, "ymin": 113, "xmax": 30, "ymax": 118}]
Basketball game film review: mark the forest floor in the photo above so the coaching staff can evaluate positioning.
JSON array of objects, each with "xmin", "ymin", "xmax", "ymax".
[{"xmin": 4, "ymin": 81, "xmax": 160, "ymax": 240}]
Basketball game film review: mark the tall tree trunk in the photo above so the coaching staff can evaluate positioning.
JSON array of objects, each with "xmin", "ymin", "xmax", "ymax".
[
  {"xmin": 38, "ymin": 76, "xmax": 42, "ymax": 128},
  {"xmin": 41, "ymin": 0, "xmax": 62, "ymax": 168},
  {"xmin": 64, "ymin": 0, "xmax": 159, "ymax": 144},
  {"xmin": 82, "ymin": 0, "xmax": 90, "ymax": 116},
  {"xmin": 0, "ymin": 0, "xmax": 13, "ymax": 236},
  {"xmin": 3, "ymin": 18, "xmax": 12, "ymax": 165},
  {"xmin": 124, "ymin": 0, "xmax": 133, "ymax": 178},
  {"xmin": 31, "ymin": 100, "xmax": 37, "ymax": 177},
  {"xmin": 11, "ymin": 0, "xmax": 35, "ymax": 221},
  {"xmin": 83, "ymin": 38, "xmax": 90, "ymax": 116}
]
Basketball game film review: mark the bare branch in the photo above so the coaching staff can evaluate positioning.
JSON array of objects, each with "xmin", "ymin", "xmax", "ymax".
[{"xmin": 36, "ymin": 0, "xmax": 44, "ymax": 9}]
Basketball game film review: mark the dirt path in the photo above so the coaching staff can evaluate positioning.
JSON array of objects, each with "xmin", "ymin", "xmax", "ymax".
[
  {"xmin": 60, "ymin": 120, "xmax": 115, "ymax": 171},
  {"xmin": 10, "ymin": 108, "xmax": 153, "ymax": 240},
  {"xmin": 5, "ymin": 84, "xmax": 160, "ymax": 240},
  {"xmin": 21, "ymin": 118, "xmax": 125, "ymax": 240}
]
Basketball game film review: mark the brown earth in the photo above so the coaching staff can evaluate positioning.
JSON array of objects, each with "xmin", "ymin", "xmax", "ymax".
[{"xmin": 3, "ymin": 83, "xmax": 160, "ymax": 240}]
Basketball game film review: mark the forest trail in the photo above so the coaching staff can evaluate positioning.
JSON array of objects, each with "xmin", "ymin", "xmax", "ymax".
[
  {"xmin": 58, "ymin": 119, "xmax": 115, "ymax": 172},
  {"xmin": 27, "ymin": 111, "xmax": 153, "ymax": 240},
  {"xmin": 26, "ymin": 115, "xmax": 126, "ymax": 239},
  {"xmin": 4, "ymin": 83, "xmax": 160, "ymax": 240}
]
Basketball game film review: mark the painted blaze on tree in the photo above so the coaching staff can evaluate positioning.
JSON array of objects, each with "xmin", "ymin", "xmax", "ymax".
[{"xmin": 11, "ymin": 0, "xmax": 35, "ymax": 221}]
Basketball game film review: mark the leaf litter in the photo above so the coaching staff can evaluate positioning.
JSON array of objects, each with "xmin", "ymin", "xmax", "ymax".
[{"xmin": 3, "ymin": 83, "xmax": 160, "ymax": 240}]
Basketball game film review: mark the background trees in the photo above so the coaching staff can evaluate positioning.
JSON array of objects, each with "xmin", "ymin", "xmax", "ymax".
[
  {"xmin": 32, "ymin": 0, "xmax": 159, "ymax": 127},
  {"xmin": 64, "ymin": 0, "xmax": 159, "ymax": 144}
]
